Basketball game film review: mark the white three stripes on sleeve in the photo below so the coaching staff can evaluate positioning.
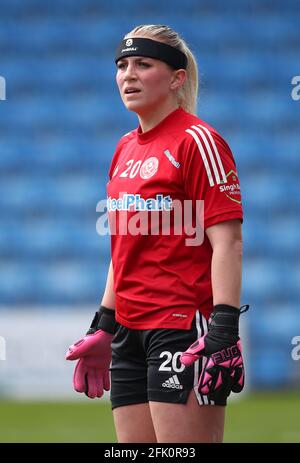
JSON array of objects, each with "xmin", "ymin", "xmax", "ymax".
[{"xmin": 185, "ymin": 124, "xmax": 227, "ymax": 187}]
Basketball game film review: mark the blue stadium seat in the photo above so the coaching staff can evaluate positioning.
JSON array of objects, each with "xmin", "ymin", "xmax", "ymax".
[
  {"xmin": 250, "ymin": 349, "xmax": 291, "ymax": 387},
  {"xmin": 35, "ymin": 262, "xmax": 108, "ymax": 304}
]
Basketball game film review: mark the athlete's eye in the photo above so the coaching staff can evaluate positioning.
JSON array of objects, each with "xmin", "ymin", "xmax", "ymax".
[
  {"xmin": 117, "ymin": 62, "xmax": 126, "ymax": 70},
  {"xmin": 138, "ymin": 62, "xmax": 151, "ymax": 68}
]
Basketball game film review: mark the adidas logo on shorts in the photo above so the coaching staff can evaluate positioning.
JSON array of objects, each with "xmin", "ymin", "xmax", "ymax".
[{"xmin": 162, "ymin": 374, "xmax": 183, "ymax": 390}]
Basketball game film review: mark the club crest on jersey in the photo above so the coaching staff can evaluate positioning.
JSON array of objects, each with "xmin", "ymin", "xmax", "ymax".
[{"xmin": 140, "ymin": 157, "xmax": 159, "ymax": 179}]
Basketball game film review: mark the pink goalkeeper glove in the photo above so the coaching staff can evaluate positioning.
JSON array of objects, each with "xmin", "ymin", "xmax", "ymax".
[
  {"xmin": 66, "ymin": 330, "xmax": 113, "ymax": 398},
  {"xmin": 180, "ymin": 304, "xmax": 249, "ymax": 404},
  {"xmin": 66, "ymin": 306, "xmax": 116, "ymax": 399}
]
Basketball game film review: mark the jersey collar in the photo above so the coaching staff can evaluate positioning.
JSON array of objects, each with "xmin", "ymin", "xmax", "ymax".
[{"xmin": 136, "ymin": 107, "xmax": 185, "ymax": 145}]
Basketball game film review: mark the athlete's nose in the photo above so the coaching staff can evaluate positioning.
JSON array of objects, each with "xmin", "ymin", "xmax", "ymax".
[{"xmin": 123, "ymin": 62, "xmax": 138, "ymax": 81}]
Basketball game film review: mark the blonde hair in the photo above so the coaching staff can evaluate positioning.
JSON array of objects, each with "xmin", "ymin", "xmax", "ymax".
[{"xmin": 124, "ymin": 25, "xmax": 199, "ymax": 115}]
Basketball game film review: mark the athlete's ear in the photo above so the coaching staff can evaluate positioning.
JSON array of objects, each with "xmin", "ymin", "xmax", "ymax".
[{"xmin": 170, "ymin": 69, "xmax": 186, "ymax": 91}]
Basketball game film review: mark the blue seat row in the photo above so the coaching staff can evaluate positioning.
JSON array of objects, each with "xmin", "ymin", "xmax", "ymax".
[
  {"xmin": 0, "ymin": 261, "xmax": 109, "ymax": 304},
  {"xmin": 0, "ymin": 174, "xmax": 108, "ymax": 213},
  {"xmin": 1, "ymin": 0, "xmax": 298, "ymax": 11},
  {"xmin": 0, "ymin": 96, "xmax": 295, "ymax": 136},
  {"xmin": 0, "ymin": 170, "xmax": 298, "ymax": 209},
  {"xmin": 2, "ymin": 50, "xmax": 297, "ymax": 89},
  {"xmin": 249, "ymin": 349, "xmax": 294, "ymax": 387},
  {"xmin": 243, "ymin": 218, "xmax": 300, "ymax": 258},
  {"xmin": 1, "ymin": 18, "xmax": 299, "ymax": 52},
  {"xmin": 0, "ymin": 135, "xmax": 117, "ymax": 170},
  {"xmin": 0, "ymin": 219, "xmax": 110, "ymax": 258}
]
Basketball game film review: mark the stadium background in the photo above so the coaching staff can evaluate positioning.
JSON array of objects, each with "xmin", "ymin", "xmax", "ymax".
[{"xmin": 0, "ymin": 0, "xmax": 300, "ymax": 442}]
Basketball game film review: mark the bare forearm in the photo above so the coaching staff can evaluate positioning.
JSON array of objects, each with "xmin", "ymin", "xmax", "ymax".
[
  {"xmin": 101, "ymin": 260, "xmax": 115, "ymax": 310},
  {"xmin": 211, "ymin": 240, "xmax": 242, "ymax": 308}
]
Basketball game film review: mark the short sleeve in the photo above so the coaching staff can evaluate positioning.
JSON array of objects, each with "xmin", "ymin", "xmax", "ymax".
[
  {"xmin": 182, "ymin": 123, "xmax": 243, "ymax": 229},
  {"xmin": 108, "ymin": 133, "xmax": 133, "ymax": 181}
]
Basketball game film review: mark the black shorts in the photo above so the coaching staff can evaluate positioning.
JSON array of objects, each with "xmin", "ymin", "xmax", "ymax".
[{"xmin": 110, "ymin": 310, "xmax": 227, "ymax": 409}]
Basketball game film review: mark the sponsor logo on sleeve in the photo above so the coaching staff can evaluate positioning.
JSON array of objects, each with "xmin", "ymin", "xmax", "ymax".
[
  {"xmin": 219, "ymin": 170, "xmax": 242, "ymax": 204},
  {"xmin": 164, "ymin": 149, "xmax": 181, "ymax": 168}
]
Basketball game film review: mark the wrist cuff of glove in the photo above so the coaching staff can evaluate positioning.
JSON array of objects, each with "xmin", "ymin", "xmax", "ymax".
[
  {"xmin": 210, "ymin": 304, "xmax": 241, "ymax": 338},
  {"xmin": 86, "ymin": 305, "xmax": 116, "ymax": 335},
  {"xmin": 210, "ymin": 304, "xmax": 249, "ymax": 336}
]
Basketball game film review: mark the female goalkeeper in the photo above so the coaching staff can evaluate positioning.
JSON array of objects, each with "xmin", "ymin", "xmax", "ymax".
[{"xmin": 66, "ymin": 24, "xmax": 248, "ymax": 443}]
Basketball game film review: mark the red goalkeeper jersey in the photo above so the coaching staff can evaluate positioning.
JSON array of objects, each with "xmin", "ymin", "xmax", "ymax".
[{"xmin": 106, "ymin": 107, "xmax": 243, "ymax": 329}]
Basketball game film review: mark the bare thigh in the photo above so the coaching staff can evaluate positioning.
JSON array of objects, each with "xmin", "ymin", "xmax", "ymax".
[
  {"xmin": 113, "ymin": 403, "xmax": 157, "ymax": 443},
  {"xmin": 149, "ymin": 390, "xmax": 225, "ymax": 443}
]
